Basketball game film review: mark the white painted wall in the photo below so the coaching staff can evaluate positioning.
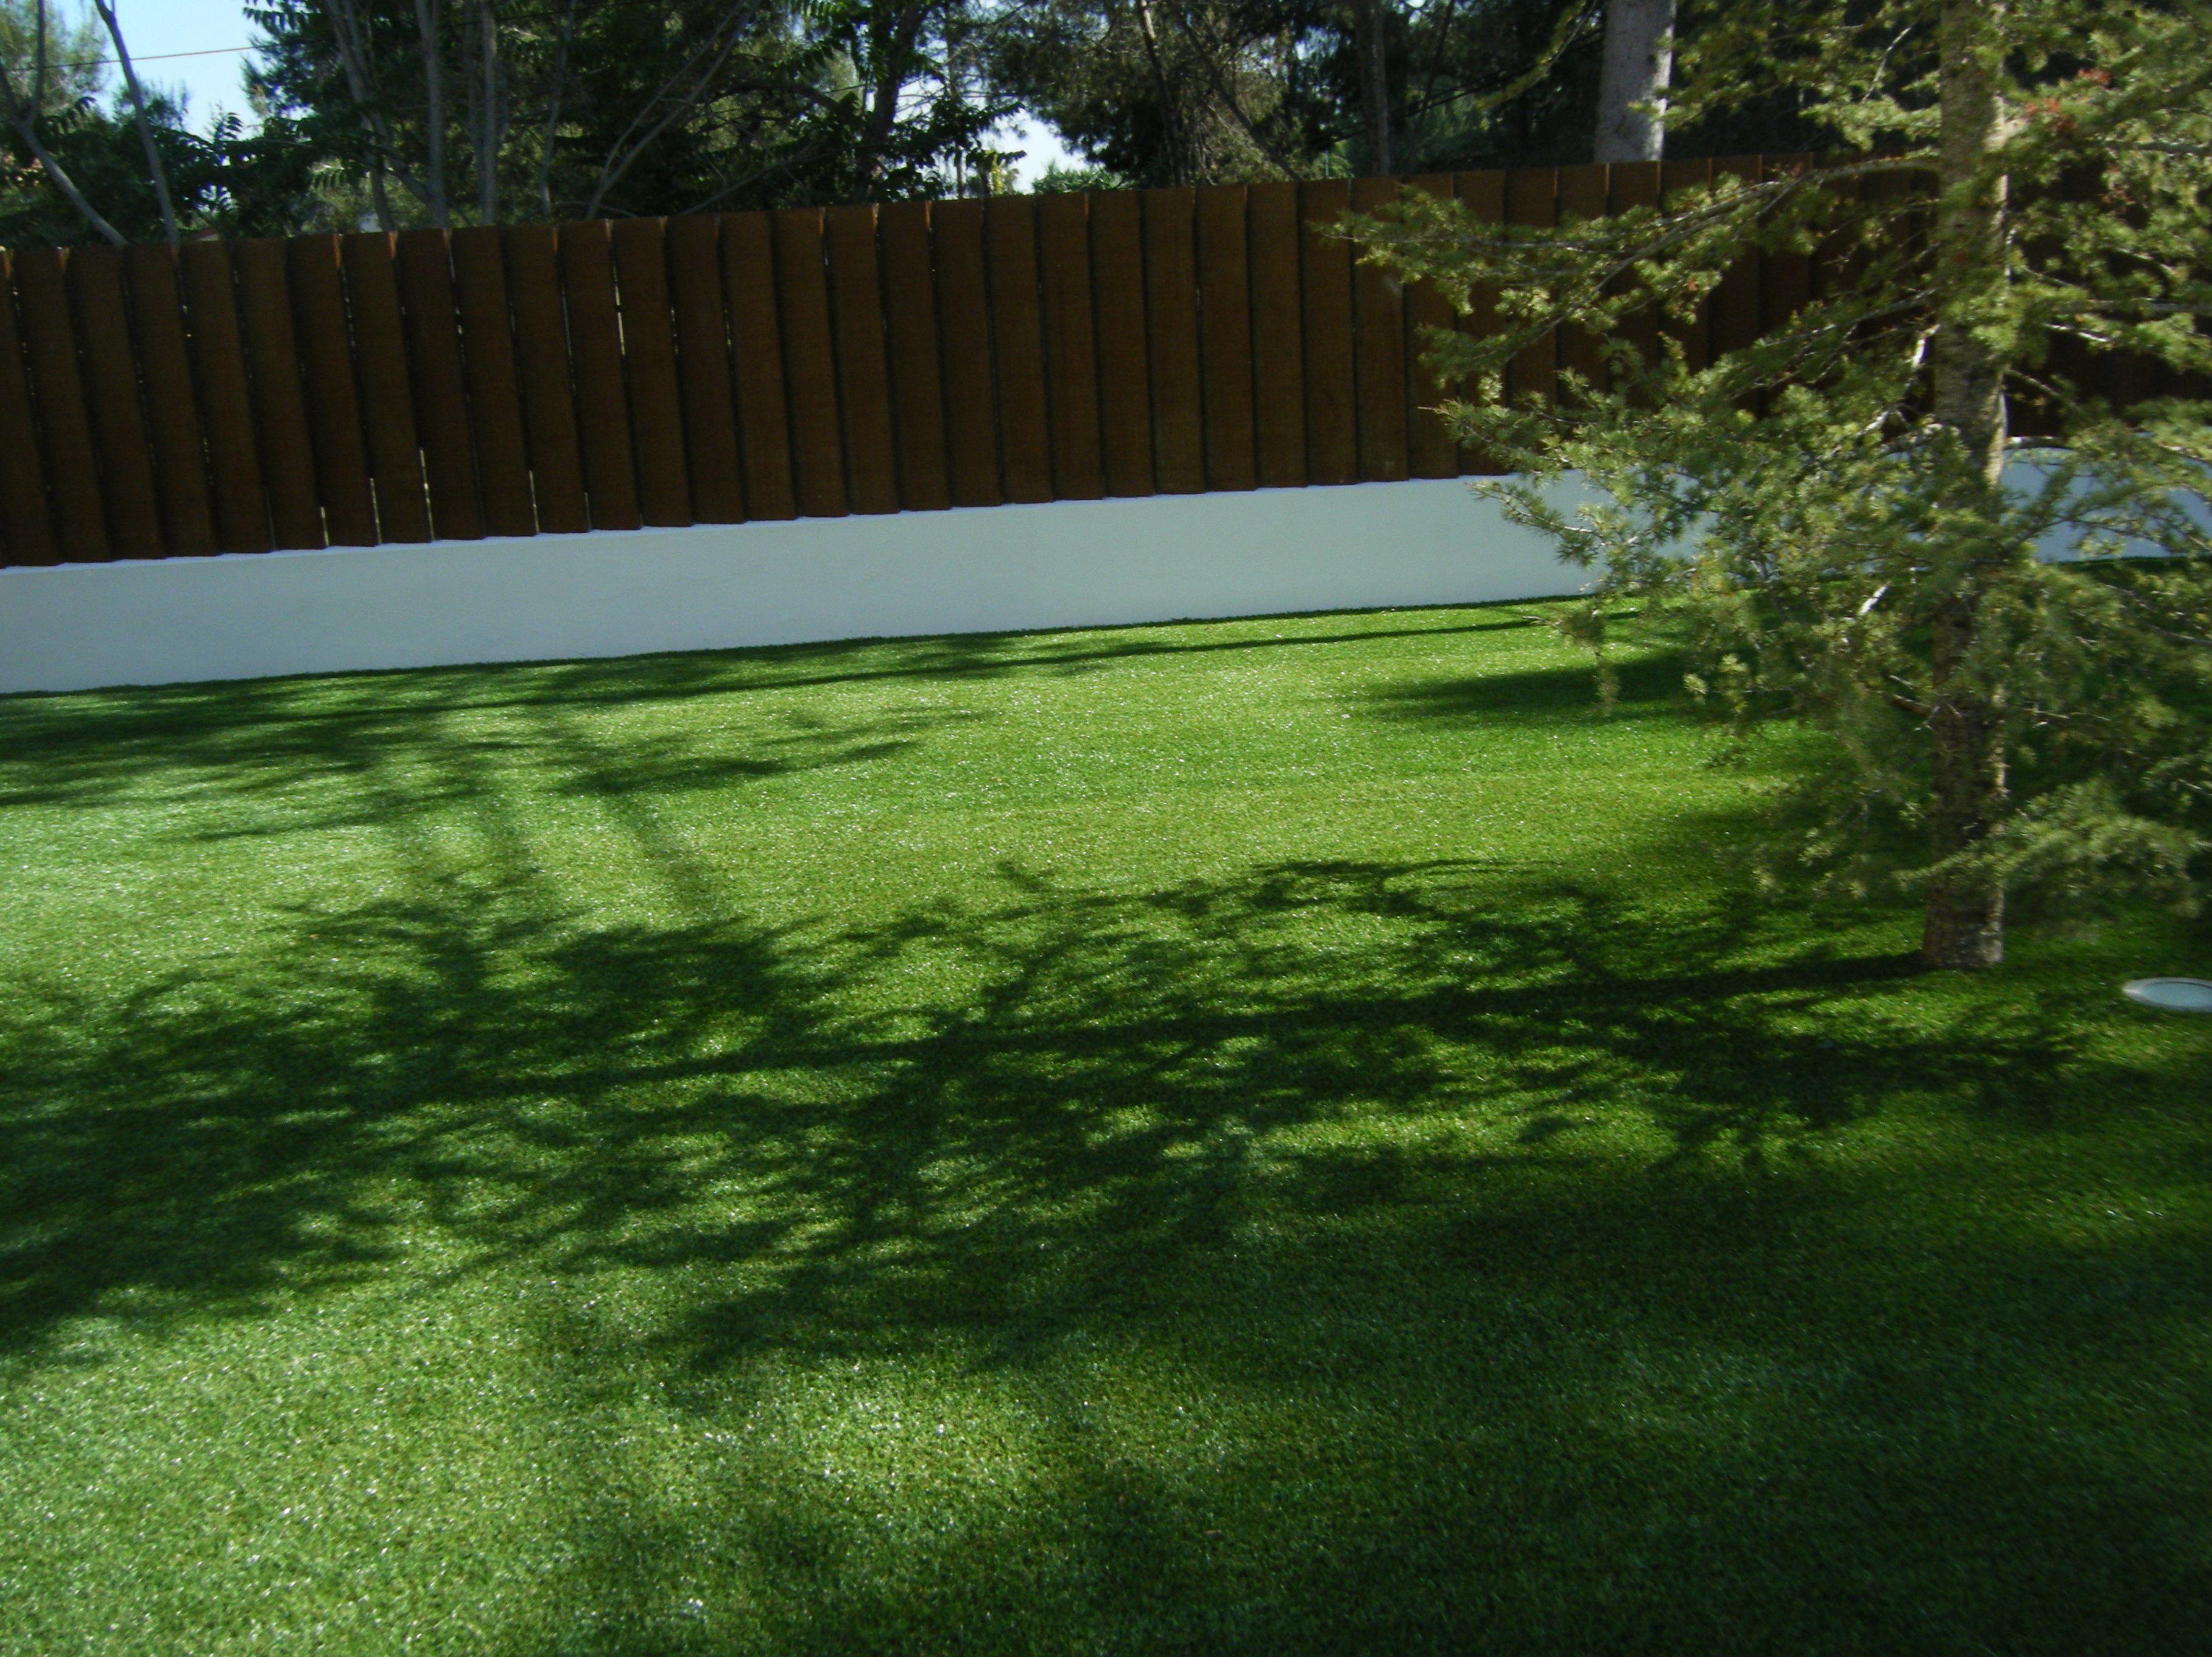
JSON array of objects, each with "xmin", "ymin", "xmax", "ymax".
[{"xmin": 0, "ymin": 479, "xmax": 1590, "ymax": 697}]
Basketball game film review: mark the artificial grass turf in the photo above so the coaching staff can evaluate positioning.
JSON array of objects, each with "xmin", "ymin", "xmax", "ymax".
[{"xmin": 1, "ymin": 602, "xmax": 2209, "ymax": 1655}]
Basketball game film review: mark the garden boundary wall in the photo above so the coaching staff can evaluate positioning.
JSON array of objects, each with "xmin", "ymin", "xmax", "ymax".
[
  {"xmin": 0, "ymin": 479, "xmax": 1595, "ymax": 695},
  {"xmin": 0, "ymin": 157, "xmax": 1830, "ymax": 569}
]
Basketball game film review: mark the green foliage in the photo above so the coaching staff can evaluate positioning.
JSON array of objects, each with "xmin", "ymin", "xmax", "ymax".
[
  {"xmin": 1353, "ymin": 0, "xmax": 2212, "ymax": 964},
  {"xmin": 0, "ymin": 0, "xmax": 363, "ymax": 243},
  {"xmin": 1027, "ymin": 158, "xmax": 1128, "ymax": 192},
  {"xmin": 985, "ymin": 0, "xmax": 1816, "ymax": 190},
  {"xmin": 241, "ymin": 0, "xmax": 1015, "ymax": 229}
]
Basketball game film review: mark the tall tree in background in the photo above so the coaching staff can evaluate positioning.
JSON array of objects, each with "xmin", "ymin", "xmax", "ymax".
[
  {"xmin": 1356, "ymin": 0, "xmax": 2212, "ymax": 969},
  {"xmin": 992, "ymin": 0, "xmax": 1627, "ymax": 186},
  {"xmin": 246, "ymin": 0, "xmax": 1009, "ymax": 227},
  {"xmin": 1350, "ymin": 0, "xmax": 1391, "ymax": 173},
  {"xmin": 990, "ymin": 0, "xmax": 1316, "ymax": 185},
  {"xmin": 1592, "ymin": 0, "xmax": 1670, "ymax": 161},
  {"xmin": 992, "ymin": 0, "xmax": 1814, "ymax": 186}
]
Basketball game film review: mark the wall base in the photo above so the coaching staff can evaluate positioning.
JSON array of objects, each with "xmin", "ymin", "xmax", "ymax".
[{"xmin": 0, "ymin": 480, "xmax": 1587, "ymax": 696}]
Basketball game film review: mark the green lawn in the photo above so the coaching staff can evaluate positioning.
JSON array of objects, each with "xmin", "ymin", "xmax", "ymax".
[{"xmin": 2, "ymin": 602, "xmax": 2209, "ymax": 1655}]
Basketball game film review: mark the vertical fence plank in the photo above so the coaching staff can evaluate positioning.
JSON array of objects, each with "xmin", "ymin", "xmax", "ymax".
[
  {"xmin": 340, "ymin": 233, "xmax": 431, "ymax": 544},
  {"xmin": 1808, "ymin": 166, "xmax": 1863, "ymax": 314},
  {"xmin": 1453, "ymin": 170, "xmax": 1508, "ymax": 474},
  {"xmin": 1659, "ymin": 157, "xmax": 1715, "ymax": 375},
  {"xmin": 1036, "ymin": 192, "xmax": 1103, "ymax": 501},
  {"xmin": 66, "ymin": 246, "xmax": 165, "ymax": 557},
  {"xmin": 395, "ymin": 229, "xmax": 484, "ymax": 540},
  {"xmin": 235, "ymin": 238, "xmax": 328, "ymax": 550},
  {"xmin": 0, "ymin": 172, "xmax": 1885, "ymax": 571},
  {"xmin": 1300, "ymin": 180, "xmax": 1357, "ymax": 487},
  {"xmin": 1757, "ymin": 155, "xmax": 1813, "ymax": 331},
  {"xmin": 980, "ymin": 198, "xmax": 1051, "ymax": 505},
  {"xmin": 1143, "ymin": 187, "xmax": 1204, "ymax": 493},
  {"xmin": 986, "ymin": 197, "xmax": 1053, "ymax": 504},
  {"xmin": 930, "ymin": 199, "xmax": 1000, "ymax": 508},
  {"xmin": 721, "ymin": 212, "xmax": 798, "ymax": 520},
  {"xmin": 284, "ymin": 236, "xmax": 377, "ymax": 546},
  {"xmin": 665, "ymin": 213, "xmax": 745, "ymax": 523},
  {"xmin": 0, "ymin": 252, "xmax": 58, "ymax": 565},
  {"xmin": 1349, "ymin": 175, "xmax": 1408, "ymax": 482},
  {"xmin": 878, "ymin": 200, "xmax": 950, "ymax": 512},
  {"xmin": 503, "ymin": 225, "xmax": 589, "ymax": 534},
  {"xmin": 1247, "ymin": 181, "xmax": 1306, "ymax": 489},
  {"xmin": 824, "ymin": 204, "xmax": 901, "ymax": 515},
  {"xmin": 772, "ymin": 208, "xmax": 849, "ymax": 518},
  {"xmin": 15, "ymin": 250, "xmax": 112, "ymax": 560},
  {"xmin": 1088, "ymin": 190, "xmax": 1153, "ymax": 498},
  {"xmin": 1602, "ymin": 162, "xmax": 1661, "ymax": 415},
  {"xmin": 1195, "ymin": 183, "xmax": 1255, "ymax": 491},
  {"xmin": 1707, "ymin": 157, "xmax": 1764, "ymax": 407},
  {"xmin": 559, "ymin": 219, "xmax": 643, "ymax": 531},
  {"xmin": 1503, "ymin": 167, "xmax": 1558, "ymax": 418},
  {"xmin": 609, "ymin": 217, "xmax": 693, "ymax": 526},
  {"xmin": 1402, "ymin": 174, "xmax": 1459, "ymax": 480},
  {"xmin": 1554, "ymin": 163, "xmax": 1609, "ymax": 409},
  {"xmin": 449, "ymin": 227, "xmax": 539, "ymax": 538}
]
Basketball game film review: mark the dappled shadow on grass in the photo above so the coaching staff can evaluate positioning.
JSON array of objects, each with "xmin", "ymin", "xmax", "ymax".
[
  {"xmin": 2, "ymin": 859, "xmax": 2000, "ymax": 1351},
  {"xmin": 1365, "ymin": 643, "xmax": 1691, "ymax": 724},
  {"xmin": 5, "ymin": 859, "xmax": 2209, "ymax": 1652},
  {"xmin": 0, "ymin": 609, "xmax": 1536, "ymax": 817}
]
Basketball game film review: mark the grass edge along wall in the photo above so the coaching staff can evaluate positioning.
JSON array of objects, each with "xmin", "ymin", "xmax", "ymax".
[{"xmin": 0, "ymin": 159, "xmax": 1832, "ymax": 568}]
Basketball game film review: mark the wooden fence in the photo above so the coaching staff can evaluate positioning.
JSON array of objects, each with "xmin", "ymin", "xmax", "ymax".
[{"xmin": 0, "ymin": 157, "xmax": 1815, "ymax": 569}]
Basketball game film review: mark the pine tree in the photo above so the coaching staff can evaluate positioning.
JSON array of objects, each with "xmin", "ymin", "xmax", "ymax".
[{"xmin": 1354, "ymin": 0, "xmax": 2212, "ymax": 969}]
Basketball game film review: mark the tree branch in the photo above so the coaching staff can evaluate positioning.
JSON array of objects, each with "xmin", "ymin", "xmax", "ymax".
[
  {"xmin": 0, "ymin": 4, "xmax": 124, "ymax": 244},
  {"xmin": 581, "ymin": 3, "xmax": 754, "ymax": 219},
  {"xmin": 90, "ymin": 0, "xmax": 178, "ymax": 242}
]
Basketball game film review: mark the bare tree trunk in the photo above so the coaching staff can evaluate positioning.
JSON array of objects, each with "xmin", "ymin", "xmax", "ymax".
[
  {"xmin": 1131, "ymin": 0, "xmax": 1195, "ymax": 185},
  {"xmin": 1920, "ymin": 0, "xmax": 2014, "ymax": 971},
  {"xmin": 1354, "ymin": 0, "xmax": 1392, "ymax": 176},
  {"xmin": 464, "ymin": 0, "xmax": 504, "ymax": 222},
  {"xmin": 368, "ymin": 153, "xmax": 393, "ymax": 231},
  {"xmin": 1593, "ymin": 0, "xmax": 1673, "ymax": 164},
  {"xmin": 91, "ymin": 0, "xmax": 178, "ymax": 242},
  {"xmin": 326, "ymin": 0, "xmax": 416, "ymax": 228},
  {"xmin": 416, "ymin": 0, "xmax": 450, "ymax": 227},
  {"xmin": 533, "ymin": 0, "xmax": 579, "ymax": 219},
  {"xmin": 858, "ymin": 5, "xmax": 927, "ymax": 186}
]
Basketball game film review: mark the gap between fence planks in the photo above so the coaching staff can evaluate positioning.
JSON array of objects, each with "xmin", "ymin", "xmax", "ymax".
[{"xmin": 4, "ymin": 158, "xmax": 1886, "ymax": 566}]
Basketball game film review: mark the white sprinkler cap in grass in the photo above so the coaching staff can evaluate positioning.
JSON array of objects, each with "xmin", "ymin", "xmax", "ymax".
[{"xmin": 2122, "ymin": 978, "xmax": 2212, "ymax": 1014}]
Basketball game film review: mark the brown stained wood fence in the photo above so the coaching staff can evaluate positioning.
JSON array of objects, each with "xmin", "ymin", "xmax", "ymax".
[{"xmin": 0, "ymin": 157, "xmax": 1824, "ymax": 568}]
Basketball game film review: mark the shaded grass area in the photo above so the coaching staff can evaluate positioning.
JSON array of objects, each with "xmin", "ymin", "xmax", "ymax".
[{"xmin": 2, "ymin": 603, "xmax": 2210, "ymax": 1655}]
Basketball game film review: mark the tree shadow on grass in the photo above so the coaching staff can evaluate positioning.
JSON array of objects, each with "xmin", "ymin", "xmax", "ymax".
[
  {"xmin": 0, "ymin": 609, "xmax": 1536, "ymax": 817},
  {"xmin": 3, "ymin": 859, "xmax": 2207, "ymax": 1653},
  {"xmin": 1363, "ymin": 644, "xmax": 1690, "ymax": 724}
]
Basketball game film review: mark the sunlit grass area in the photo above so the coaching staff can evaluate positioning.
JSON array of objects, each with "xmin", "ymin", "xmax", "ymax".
[{"xmin": 2, "ymin": 602, "xmax": 2209, "ymax": 1655}]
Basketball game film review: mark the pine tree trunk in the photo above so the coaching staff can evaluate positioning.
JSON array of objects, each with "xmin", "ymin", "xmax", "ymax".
[
  {"xmin": 1922, "ymin": 595, "xmax": 2007, "ymax": 968},
  {"xmin": 1920, "ymin": 0, "xmax": 2012, "ymax": 971},
  {"xmin": 1593, "ymin": 0, "xmax": 1674, "ymax": 164}
]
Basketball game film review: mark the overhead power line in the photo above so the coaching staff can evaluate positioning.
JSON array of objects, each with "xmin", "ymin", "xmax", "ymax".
[{"xmin": 57, "ymin": 44, "xmax": 255, "ymax": 71}]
